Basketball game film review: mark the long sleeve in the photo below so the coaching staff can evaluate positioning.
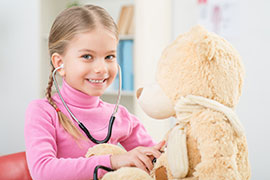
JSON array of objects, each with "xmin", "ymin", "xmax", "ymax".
[
  {"xmin": 24, "ymin": 100, "xmax": 111, "ymax": 180},
  {"xmin": 119, "ymin": 110, "xmax": 156, "ymax": 151}
]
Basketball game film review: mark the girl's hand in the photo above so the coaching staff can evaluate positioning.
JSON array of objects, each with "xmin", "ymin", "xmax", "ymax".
[{"xmin": 110, "ymin": 140, "xmax": 165, "ymax": 173}]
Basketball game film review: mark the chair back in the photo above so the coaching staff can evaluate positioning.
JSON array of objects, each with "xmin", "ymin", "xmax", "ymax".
[{"xmin": 0, "ymin": 152, "xmax": 32, "ymax": 180}]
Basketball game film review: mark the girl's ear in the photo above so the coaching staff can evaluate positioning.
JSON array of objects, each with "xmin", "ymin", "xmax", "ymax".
[{"xmin": 51, "ymin": 53, "xmax": 65, "ymax": 76}]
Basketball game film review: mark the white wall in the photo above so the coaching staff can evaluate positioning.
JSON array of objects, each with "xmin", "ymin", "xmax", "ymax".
[
  {"xmin": 234, "ymin": 1, "xmax": 270, "ymax": 178},
  {"xmin": 134, "ymin": 0, "xmax": 173, "ymax": 142},
  {"xmin": 0, "ymin": 0, "xmax": 40, "ymax": 155},
  {"xmin": 173, "ymin": 0, "xmax": 270, "ymax": 179}
]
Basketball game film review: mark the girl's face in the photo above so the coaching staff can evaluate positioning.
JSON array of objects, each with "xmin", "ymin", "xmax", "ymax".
[{"xmin": 59, "ymin": 28, "xmax": 118, "ymax": 96}]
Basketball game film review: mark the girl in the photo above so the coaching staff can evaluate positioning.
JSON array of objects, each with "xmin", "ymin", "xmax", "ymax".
[{"xmin": 24, "ymin": 5, "xmax": 164, "ymax": 180}]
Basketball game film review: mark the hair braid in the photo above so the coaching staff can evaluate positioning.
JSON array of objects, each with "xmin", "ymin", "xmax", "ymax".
[
  {"xmin": 45, "ymin": 66, "xmax": 85, "ymax": 140},
  {"xmin": 45, "ymin": 67, "xmax": 57, "ymax": 108}
]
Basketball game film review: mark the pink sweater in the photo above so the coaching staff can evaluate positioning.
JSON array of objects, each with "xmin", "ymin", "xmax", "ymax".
[{"xmin": 24, "ymin": 80, "xmax": 155, "ymax": 180}]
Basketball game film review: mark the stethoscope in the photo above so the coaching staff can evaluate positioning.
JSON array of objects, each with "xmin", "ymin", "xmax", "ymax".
[
  {"xmin": 52, "ymin": 63, "xmax": 122, "ymax": 144},
  {"xmin": 52, "ymin": 64, "xmax": 122, "ymax": 179}
]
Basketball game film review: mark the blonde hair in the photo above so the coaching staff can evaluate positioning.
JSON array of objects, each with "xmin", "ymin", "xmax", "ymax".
[{"xmin": 46, "ymin": 5, "xmax": 118, "ymax": 140}]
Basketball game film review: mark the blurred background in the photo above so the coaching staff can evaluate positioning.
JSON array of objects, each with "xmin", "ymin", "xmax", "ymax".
[{"xmin": 0, "ymin": 0, "xmax": 269, "ymax": 179}]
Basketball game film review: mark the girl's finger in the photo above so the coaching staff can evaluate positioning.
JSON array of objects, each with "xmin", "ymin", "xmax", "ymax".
[
  {"xmin": 141, "ymin": 147, "xmax": 162, "ymax": 159},
  {"xmin": 137, "ymin": 153, "xmax": 153, "ymax": 172},
  {"xmin": 133, "ymin": 157, "xmax": 148, "ymax": 173},
  {"xmin": 154, "ymin": 140, "xmax": 166, "ymax": 150}
]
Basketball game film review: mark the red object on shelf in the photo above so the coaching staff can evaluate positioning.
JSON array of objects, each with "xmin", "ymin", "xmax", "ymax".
[
  {"xmin": 198, "ymin": 0, "xmax": 207, "ymax": 4},
  {"xmin": 0, "ymin": 152, "xmax": 32, "ymax": 180}
]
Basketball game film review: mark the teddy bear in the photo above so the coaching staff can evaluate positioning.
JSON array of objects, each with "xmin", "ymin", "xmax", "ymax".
[
  {"xmin": 86, "ymin": 143, "xmax": 153, "ymax": 180},
  {"xmin": 136, "ymin": 25, "xmax": 251, "ymax": 179},
  {"xmin": 86, "ymin": 25, "xmax": 251, "ymax": 180}
]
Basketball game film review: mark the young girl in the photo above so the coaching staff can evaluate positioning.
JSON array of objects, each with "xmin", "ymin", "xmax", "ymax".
[{"xmin": 24, "ymin": 5, "xmax": 164, "ymax": 180}]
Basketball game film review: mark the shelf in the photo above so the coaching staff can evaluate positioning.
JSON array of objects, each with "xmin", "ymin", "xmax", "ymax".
[{"xmin": 119, "ymin": 34, "xmax": 134, "ymax": 40}]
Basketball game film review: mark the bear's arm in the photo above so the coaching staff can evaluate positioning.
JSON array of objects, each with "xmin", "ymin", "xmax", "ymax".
[{"xmin": 191, "ymin": 110, "xmax": 242, "ymax": 180}]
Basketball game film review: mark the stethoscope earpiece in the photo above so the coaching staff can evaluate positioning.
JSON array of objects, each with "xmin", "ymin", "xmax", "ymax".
[{"xmin": 53, "ymin": 64, "xmax": 64, "ymax": 72}]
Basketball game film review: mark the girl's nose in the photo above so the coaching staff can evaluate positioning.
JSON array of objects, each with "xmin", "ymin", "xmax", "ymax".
[{"xmin": 93, "ymin": 59, "xmax": 107, "ymax": 74}]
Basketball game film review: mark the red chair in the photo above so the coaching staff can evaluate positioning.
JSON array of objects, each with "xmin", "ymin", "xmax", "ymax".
[{"xmin": 0, "ymin": 152, "xmax": 32, "ymax": 180}]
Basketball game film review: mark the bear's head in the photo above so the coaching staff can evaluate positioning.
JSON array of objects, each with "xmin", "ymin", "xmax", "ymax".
[{"xmin": 137, "ymin": 25, "xmax": 245, "ymax": 119}]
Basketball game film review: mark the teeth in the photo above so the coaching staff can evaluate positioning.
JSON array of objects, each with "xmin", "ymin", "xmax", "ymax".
[{"xmin": 88, "ymin": 79, "xmax": 105, "ymax": 83}]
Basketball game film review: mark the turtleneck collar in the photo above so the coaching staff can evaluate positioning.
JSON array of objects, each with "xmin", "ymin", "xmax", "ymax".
[{"xmin": 57, "ymin": 79, "xmax": 100, "ymax": 108}]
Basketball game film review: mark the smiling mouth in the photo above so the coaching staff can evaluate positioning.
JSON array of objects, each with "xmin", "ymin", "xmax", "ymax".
[{"xmin": 87, "ymin": 78, "xmax": 108, "ymax": 84}]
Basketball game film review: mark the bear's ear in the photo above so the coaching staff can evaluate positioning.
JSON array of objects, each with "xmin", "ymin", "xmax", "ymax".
[{"xmin": 195, "ymin": 36, "xmax": 216, "ymax": 62}]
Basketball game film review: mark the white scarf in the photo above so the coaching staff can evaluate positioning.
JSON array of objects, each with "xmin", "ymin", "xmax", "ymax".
[
  {"xmin": 167, "ymin": 95, "xmax": 245, "ymax": 179},
  {"xmin": 175, "ymin": 95, "xmax": 245, "ymax": 137}
]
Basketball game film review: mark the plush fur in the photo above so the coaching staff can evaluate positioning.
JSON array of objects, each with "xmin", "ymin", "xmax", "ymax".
[
  {"xmin": 137, "ymin": 25, "xmax": 251, "ymax": 180},
  {"xmin": 86, "ymin": 25, "xmax": 251, "ymax": 180},
  {"xmin": 102, "ymin": 167, "xmax": 153, "ymax": 180},
  {"xmin": 85, "ymin": 144, "xmax": 151, "ymax": 180}
]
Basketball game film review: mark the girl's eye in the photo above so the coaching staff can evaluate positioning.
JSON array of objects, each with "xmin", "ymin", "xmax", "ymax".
[
  {"xmin": 105, "ymin": 55, "xmax": 116, "ymax": 60},
  {"xmin": 82, "ymin": 54, "xmax": 92, "ymax": 60}
]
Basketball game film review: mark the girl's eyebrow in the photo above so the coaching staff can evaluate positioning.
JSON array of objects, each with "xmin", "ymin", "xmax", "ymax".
[
  {"xmin": 78, "ymin": 48, "xmax": 95, "ymax": 53},
  {"xmin": 106, "ymin": 50, "xmax": 116, "ymax": 54},
  {"xmin": 78, "ymin": 49, "xmax": 116, "ymax": 54}
]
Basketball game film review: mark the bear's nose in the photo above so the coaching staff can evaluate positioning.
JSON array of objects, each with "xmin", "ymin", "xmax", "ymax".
[{"xmin": 136, "ymin": 87, "xmax": 143, "ymax": 99}]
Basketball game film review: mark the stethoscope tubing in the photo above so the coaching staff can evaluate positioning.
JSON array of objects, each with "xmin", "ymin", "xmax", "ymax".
[
  {"xmin": 52, "ymin": 64, "xmax": 122, "ymax": 144},
  {"xmin": 93, "ymin": 165, "xmax": 113, "ymax": 180}
]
